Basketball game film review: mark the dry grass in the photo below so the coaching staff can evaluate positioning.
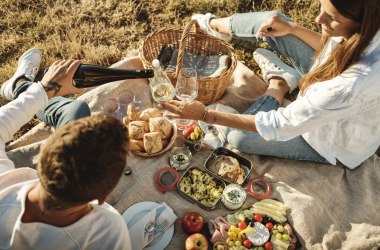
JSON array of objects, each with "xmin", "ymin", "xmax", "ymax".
[{"xmin": 0, "ymin": 0, "xmax": 319, "ymax": 140}]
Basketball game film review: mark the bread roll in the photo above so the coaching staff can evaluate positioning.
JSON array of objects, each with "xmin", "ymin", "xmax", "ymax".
[
  {"xmin": 128, "ymin": 121, "xmax": 149, "ymax": 140},
  {"xmin": 143, "ymin": 132, "xmax": 163, "ymax": 154},
  {"xmin": 149, "ymin": 117, "xmax": 172, "ymax": 139},
  {"xmin": 129, "ymin": 139, "xmax": 144, "ymax": 151},
  {"xmin": 127, "ymin": 104, "xmax": 139, "ymax": 122},
  {"xmin": 139, "ymin": 108, "xmax": 162, "ymax": 121}
]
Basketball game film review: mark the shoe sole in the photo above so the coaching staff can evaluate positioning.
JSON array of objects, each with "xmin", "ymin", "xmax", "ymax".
[
  {"xmin": 0, "ymin": 48, "xmax": 42, "ymax": 100},
  {"xmin": 253, "ymin": 48, "xmax": 301, "ymax": 91}
]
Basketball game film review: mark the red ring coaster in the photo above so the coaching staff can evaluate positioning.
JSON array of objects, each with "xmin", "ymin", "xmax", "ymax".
[
  {"xmin": 247, "ymin": 177, "xmax": 272, "ymax": 200},
  {"xmin": 155, "ymin": 166, "xmax": 180, "ymax": 192}
]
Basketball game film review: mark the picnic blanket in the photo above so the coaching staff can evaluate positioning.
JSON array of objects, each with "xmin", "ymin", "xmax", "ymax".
[{"xmin": 6, "ymin": 55, "xmax": 380, "ymax": 249}]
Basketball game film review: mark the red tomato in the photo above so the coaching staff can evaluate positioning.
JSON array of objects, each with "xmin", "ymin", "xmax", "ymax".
[
  {"xmin": 237, "ymin": 221, "xmax": 247, "ymax": 230},
  {"xmin": 254, "ymin": 214, "xmax": 263, "ymax": 223},
  {"xmin": 243, "ymin": 239, "xmax": 252, "ymax": 248},
  {"xmin": 264, "ymin": 242, "xmax": 273, "ymax": 250},
  {"xmin": 265, "ymin": 222, "xmax": 273, "ymax": 231},
  {"xmin": 183, "ymin": 124, "xmax": 196, "ymax": 138}
]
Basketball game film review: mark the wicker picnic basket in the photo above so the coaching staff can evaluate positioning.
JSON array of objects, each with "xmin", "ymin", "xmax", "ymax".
[{"xmin": 139, "ymin": 20, "xmax": 237, "ymax": 105}]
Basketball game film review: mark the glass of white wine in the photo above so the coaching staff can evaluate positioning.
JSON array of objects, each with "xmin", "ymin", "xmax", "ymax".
[
  {"xmin": 175, "ymin": 68, "xmax": 198, "ymax": 130},
  {"xmin": 150, "ymin": 59, "xmax": 176, "ymax": 121}
]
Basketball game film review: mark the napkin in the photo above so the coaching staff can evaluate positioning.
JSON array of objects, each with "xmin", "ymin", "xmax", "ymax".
[
  {"xmin": 158, "ymin": 47, "xmax": 230, "ymax": 78},
  {"xmin": 128, "ymin": 202, "xmax": 177, "ymax": 250},
  {"xmin": 202, "ymin": 104, "xmax": 239, "ymax": 149}
]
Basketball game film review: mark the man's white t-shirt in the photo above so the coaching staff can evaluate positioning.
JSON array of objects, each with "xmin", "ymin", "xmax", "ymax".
[
  {"xmin": 0, "ymin": 168, "xmax": 131, "ymax": 250},
  {"xmin": 0, "ymin": 84, "xmax": 131, "ymax": 249}
]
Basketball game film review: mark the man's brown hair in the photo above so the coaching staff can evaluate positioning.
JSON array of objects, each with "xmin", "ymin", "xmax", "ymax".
[{"xmin": 37, "ymin": 114, "xmax": 128, "ymax": 210}]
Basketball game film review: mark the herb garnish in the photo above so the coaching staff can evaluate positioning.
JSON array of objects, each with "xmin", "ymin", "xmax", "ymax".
[{"xmin": 227, "ymin": 189, "xmax": 241, "ymax": 202}]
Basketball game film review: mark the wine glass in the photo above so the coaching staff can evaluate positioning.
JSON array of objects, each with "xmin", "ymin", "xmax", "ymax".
[
  {"xmin": 175, "ymin": 68, "xmax": 198, "ymax": 130},
  {"xmin": 150, "ymin": 60, "xmax": 176, "ymax": 121},
  {"xmin": 117, "ymin": 90, "xmax": 143, "ymax": 119},
  {"xmin": 101, "ymin": 99, "xmax": 122, "ymax": 120}
]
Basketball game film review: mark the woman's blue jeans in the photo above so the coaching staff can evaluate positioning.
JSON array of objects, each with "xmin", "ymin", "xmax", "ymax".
[
  {"xmin": 15, "ymin": 82, "xmax": 90, "ymax": 128},
  {"xmin": 226, "ymin": 11, "xmax": 328, "ymax": 163}
]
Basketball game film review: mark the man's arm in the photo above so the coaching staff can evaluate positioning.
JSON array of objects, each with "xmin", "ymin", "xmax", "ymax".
[
  {"xmin": 0, "ymin": 84, "xmax": 48, "ymax": 173},
  {"xmin": 0, "ymin": 60, "xmax": 82, "ymax": 174}
]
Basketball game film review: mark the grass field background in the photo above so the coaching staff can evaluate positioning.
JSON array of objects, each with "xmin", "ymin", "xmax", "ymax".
[{"xmin": 0, "ymin": 0, "xmax": 319, "ymax": 138}]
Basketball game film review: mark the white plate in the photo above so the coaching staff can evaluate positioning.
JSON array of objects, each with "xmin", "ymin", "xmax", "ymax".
[{"xmin": 122, "ymin": 201, "xmax": 174, "ymax": 250}]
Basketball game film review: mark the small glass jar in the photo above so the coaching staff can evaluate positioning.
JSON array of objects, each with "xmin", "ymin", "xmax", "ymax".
[
  {"xmin": 185, "ymin": 134, "xmax": 204, "ymax": 152},
  {"xmin": 169, "ymin": 146, "xmax": 192, "ymax": 171},
  {"xmin": 221, "ymin": 184, "xmax": 247, "ymax": 210}
]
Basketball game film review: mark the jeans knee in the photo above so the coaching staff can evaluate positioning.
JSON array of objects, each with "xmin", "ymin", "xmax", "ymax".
[
  {"xmin": 266, "ymin": 10, "xmax": 282, "ymax": 18},
  {"xmin": 266, "ymin": 11, "xmax": 292, "ymax": 22},
  {"xmin": 69, "ymin": 100, "xmax": 91, "ymax": 120}
]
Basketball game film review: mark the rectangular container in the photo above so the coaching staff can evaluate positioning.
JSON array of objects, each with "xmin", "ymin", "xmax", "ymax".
[
  {"xmin": 204, "ymin": 147, "xmax": 253, "ymax": 185},
  {"xmin": 176, "ymin": 165, "xmax": 226, "ymax": 210}
]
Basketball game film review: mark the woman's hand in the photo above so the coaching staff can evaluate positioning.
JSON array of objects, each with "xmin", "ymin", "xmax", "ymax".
[
  {"xmin": 40, "ymin": 59, "xmax": 84, "ymax": 98},
  {"xmin": 160, "ymin": 100, "xmax": 207, "ymax": 121},
  {"xmin": 256, "ymin": 15, "xmax": 295, "ymax": 38}
]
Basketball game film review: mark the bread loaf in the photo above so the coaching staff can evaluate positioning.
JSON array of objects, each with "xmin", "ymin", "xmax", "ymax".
[
  {"xmin": 128, "ymin": 121, "xmax": 149, "ymax": 140},
  {"xmin": 149, "ymin": 117, "xmax": 172, "ymax": 139},
  {"xmin": 129, "ymin": 139, "xmax": 144, "ymax": 151},
  {"xmin": 139, "ymin": 108, "xmax": 162, "ymax": 121},
  {"xmin": 143, "ymin": 132, "xmax": 163, "ymax": 154}
]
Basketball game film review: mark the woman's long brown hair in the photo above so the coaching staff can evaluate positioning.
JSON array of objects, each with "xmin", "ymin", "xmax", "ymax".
[{"xmin": 299, "ymin": 0, "xmax": 380, "ymax": 95}]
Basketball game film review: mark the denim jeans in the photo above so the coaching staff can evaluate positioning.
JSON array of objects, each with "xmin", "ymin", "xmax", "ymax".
[
  {"xmin": 229, "ymin": 11, "xmax": 315, "ymax": 76},
  {"xmin": 14, "ymin": 81, "xmax": 91, "ymax": 128},
  {"xmin": 227, "ymin": 96, "xmax": 329, "ymax": 163},
  {"xmin": 226, "ymin": 11, "xmax": 328, "ymax": 163}
]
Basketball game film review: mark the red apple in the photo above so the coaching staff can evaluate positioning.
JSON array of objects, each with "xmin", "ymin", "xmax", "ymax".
[
  {"xmin": 181, "ymin": 212, "xmax": 204, "ymax": 234},
  {"xmin": 185, "ymin": 233, "xmax": 208, "ymax": 250}
]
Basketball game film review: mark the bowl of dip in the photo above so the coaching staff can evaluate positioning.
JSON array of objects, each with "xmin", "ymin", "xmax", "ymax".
[{"xmin": 221, "ymin": 184, "xmax": 247, "ymax": 210}]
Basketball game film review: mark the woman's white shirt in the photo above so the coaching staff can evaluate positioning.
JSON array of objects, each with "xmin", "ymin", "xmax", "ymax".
[{"xmin": 256, "ymin": 31, "xmax": 380, "ymax": 169}]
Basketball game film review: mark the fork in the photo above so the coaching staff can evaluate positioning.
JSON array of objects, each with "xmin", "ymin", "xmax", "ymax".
[
  {"xmin": 153, "ymin": 219, "xmax": 168, "ymax": 234},
  {"xmin": 147, "ymin": 219, "xmax": 169, "ymax": 242}
]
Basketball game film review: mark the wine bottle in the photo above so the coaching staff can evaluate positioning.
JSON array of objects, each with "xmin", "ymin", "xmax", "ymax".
[
  {"xmin": 150, "ymin": 59, "xmax": 175, "ymax": 103},
  {"xmin": 72, "ymin": 64, "xmax": 154, "ymax": 88}
]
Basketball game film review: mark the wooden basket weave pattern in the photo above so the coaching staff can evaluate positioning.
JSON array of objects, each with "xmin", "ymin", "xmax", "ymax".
[{"xmin": 139, "ymin": 20, "xmax": 237, "ymax": 105}]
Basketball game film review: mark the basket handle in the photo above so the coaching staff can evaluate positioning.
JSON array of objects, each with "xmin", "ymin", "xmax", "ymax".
[{"xmin": 175, "ymin": 19, "xmax": 199, "ymax": 77}]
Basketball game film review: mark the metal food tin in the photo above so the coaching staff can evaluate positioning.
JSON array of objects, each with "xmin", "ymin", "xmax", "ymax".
[
  {"xmin": 176, "ymin": 165, "xmax": 226, "ymax": 210},
  {"xmin": 204, "ymin": 147, "xmax": 253, "ymax": 185}
]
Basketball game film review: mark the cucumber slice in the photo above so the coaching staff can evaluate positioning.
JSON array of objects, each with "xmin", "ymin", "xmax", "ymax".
[
  {"xmin": 243, "ymin": 209, "xmax": 253, "ymax": 218},
  {"xmin": 226, "ymin": 214, "xmax": 239, "ymax": 225},
  {"xmin": 234, "ymin": 211, "xmax": 245, "ymax": 221}
]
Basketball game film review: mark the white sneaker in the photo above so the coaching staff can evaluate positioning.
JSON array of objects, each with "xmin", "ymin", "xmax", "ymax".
[
  {"xmin": 191, "ymin": 13, "xmax": 232, "ymax": 42},
  {"xmin": 1, "ymin": 48, "xmax": 42, "ymax": 101},
  {"xmin": 253, "ymin": 48, "xmax": 301, "ymax": 92}
]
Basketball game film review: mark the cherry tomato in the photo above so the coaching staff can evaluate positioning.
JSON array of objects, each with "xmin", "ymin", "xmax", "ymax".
[
  {"xmin": 265, "ymin": 222, "xmax": 273, "ymax": 231},
  {"xmin": 243, "ymin": 239, "xmax": 252, "ymax": 248},
  {"xmin": 254, "ymin": 214, "xmax": 263, "ymax": 223},
  {"xmin": 264, "ymin": 242, "xmax": 273, "ymax": 250},
  {"xmin": 183, "ymin": 124, "xmax": 195, "ymax": 138},
  {"xmin": 238, "ymin": 221, "xmax": 247, "ymax": 230}
]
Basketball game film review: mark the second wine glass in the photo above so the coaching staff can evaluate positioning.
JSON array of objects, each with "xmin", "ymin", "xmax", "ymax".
[{"xmin": 175, "ymin": 68, "xmax": 198, "ymax": 130}]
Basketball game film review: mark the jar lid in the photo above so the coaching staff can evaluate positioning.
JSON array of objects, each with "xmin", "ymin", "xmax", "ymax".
[
  {"xmin": 155, "ymin": 166, "xmax": 180, "ymax": 192},
  {"xmin": 247, "ymin": 177, "xmax": 272, "ymax": 200}
]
